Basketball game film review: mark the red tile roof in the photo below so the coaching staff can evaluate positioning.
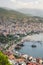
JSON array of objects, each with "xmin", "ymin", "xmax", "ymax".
[{"xmin": 27, "ymin": 62, "xmax": 42, "ymax": 65}]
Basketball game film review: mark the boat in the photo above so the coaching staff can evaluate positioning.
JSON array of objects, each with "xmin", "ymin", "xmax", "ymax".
[
  {"xmin": 31, "ymin": 44, "xmax": 37, "ymax": 48},
  {"xmin": 17, "ymin": 43, "xmax": 24, "ymax": 47},
  {"xmin": 15, "ymin": 46, "xmax": 21, "ymax": 50}
]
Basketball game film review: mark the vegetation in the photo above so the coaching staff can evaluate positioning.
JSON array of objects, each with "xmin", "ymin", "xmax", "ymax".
[
  {"xmin": 0, "ymin": 34, "xmax": 8, "ymax": 43},
  {"xmin": 0, "ymin": 8, "xmax": 27, "ymax": 19},
  {"xmin": 17, "ymin": 34, "xmax": 26, "ymax": 37},
  {"xmin": 0, "ymin": 34, "xmax": 22, "ymax": 44},
  {"xmin": 0, "ymin": 51, "xmax": 12, "ymax": 65},
  {"xmin": 0, "ymin": 34, "xmax": 14, "ymax": 43},
  {"xmin": 27, "ymin": 31, "xmax": 39, "ymax": 35}
]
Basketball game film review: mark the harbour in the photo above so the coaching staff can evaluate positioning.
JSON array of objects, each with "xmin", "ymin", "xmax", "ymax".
[{"xmin": 14, "ymin": 33, "xmax": 43, "ymax": 58}]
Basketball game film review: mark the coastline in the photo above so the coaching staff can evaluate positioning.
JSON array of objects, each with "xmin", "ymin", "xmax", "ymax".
[
  {"xmin": 21, "ymin": 33, "xmax": 43, "ymax": 42},
  {"xmin": 6, "ymin": 33, "xmax": 43, "ymax": 65},
  {"xmin": 8, "ymin": 33, "xmax": 43, "ymax": 51}
]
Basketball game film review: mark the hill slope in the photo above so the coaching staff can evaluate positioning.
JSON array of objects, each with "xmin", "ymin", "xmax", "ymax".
[
  {"xmin": 0, "ymin": 8, "xmax": 27, "ymax": 18},
  {"xmin": 18, "ymin": 8, "xmax": 43, "ymax": 17}
]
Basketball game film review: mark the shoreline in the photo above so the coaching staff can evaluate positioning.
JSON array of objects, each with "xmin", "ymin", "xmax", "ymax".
[
  {"xmin": 21, "ymin": 33, "xmax": 43, "ymax": 42},
  {"xmin": 6, "ymin": 32, "xmax": 43, "ymax": 63},
  {"xmin": 8, "ymin": 33, "xmax": 43, "ymax": 51}
]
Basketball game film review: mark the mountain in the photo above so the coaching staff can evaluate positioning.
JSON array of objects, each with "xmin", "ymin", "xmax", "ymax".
[
  {"xmin": 0, "ymin": 7, "xmax": 27, "ymax": 18},
  {"xmin": 17, "ymin": 8, "xmax": 43, "ymax": 17},
  {"xmin": 0, "ymin": 7, "xmax": 43, "ymax": 18}
]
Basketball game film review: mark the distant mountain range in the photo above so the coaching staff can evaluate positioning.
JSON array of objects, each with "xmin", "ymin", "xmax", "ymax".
[{"xmin": 17, "ymin": 8, "xmax": 43, "ymax": 17}]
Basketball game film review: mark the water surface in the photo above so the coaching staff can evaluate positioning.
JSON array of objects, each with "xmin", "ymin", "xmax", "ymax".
[
  {"xmin": 17, "ymin": 41, "xmax": 43, "ymax": 58},
  {"xmin": 15, "ymin": 33, "xmax": 43, "ymax": 58}
]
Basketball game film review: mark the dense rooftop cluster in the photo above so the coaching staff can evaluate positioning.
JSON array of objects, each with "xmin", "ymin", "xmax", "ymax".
[{"xmin": 0, "ymin": 17, "xmax": 43, "ymax": 36}]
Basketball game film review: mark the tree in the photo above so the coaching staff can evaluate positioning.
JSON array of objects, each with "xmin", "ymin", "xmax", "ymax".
[{"xmin": 0, "ymin": 51, "xmax": 12, "ymax": 65}]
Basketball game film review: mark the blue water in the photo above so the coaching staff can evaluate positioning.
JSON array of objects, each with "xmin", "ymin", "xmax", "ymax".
[{"xmin": 17, "ymin": 41, "xmax": 43, "ymax": 58}]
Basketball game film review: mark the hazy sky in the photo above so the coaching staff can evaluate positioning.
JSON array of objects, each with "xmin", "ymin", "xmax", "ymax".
[{"xmin": 0, "ymin": 0, "xmax": 43, "ymax": 10}]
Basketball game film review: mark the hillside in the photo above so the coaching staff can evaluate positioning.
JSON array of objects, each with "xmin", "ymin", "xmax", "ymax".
[
  {"xmin": 0, "ymin": 51, "xmax": 11, "ymax": 65},
  {"xmin": 0, "ymin": 8, "xmax": 43, "ymax": 44},
  {"xmin": 18, "ymin": 8, "xmax": 43, "ymax": 17},
  {"xmin": 0, "ymin": 8, "xmax": 27, "ymax": 19}
]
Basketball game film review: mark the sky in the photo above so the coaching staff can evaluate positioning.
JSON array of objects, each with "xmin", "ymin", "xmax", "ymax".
[{"xmin": 0, "ymin": 0, "xmax": 43, "ymax": 10}]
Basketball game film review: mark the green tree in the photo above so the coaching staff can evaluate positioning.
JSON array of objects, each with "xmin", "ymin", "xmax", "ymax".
[{"xmin": 0, "ymin": 51, "xmax": 12, "ymax": 65}]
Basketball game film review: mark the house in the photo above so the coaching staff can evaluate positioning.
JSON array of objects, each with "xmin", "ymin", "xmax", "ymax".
[
  {"xmin": 9, "ymin": 60, "xmax": 18, "ymax": 65},
  {"xmin": 39, "ymin": 59, "xmax": 43, "ymax": 64},
  {"xmin": 16, "ymin": 58, "xmax": 25, "ymax": 62},
  {"xmin": 36, "ymin": 58, "xmax": 40, "ymax": 63},
  {"xmin": 0, "ymin": 47, "xmax": 2, "ymax": 51},
  {"xmin": 31, "ymin": 58, "xmax": 36, "ymax": 63},
  {"xmin": 27, "ymin": 62, "xmax": 41, "ymax": 65},
  {"xmin": 29, "ymin": 56, "xmax": 33, "ymax": 61},
  {"xmin": 19, "ymin": 61, "xmax": 26, "ymax": 65},
  {"xmin": 3, "ymin": 51, "xmax": 13, "ymax": 56},
  {"xmin": 22, "ymin": 54, "xmax": 29, "ymax": 60},
  {"xmin": 3, "ymin": 51, "xmax": 15, "ymax": 60},
  {"xmin": 8, "ymin": 54, "xmax": 15, "ymax": 60}
]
